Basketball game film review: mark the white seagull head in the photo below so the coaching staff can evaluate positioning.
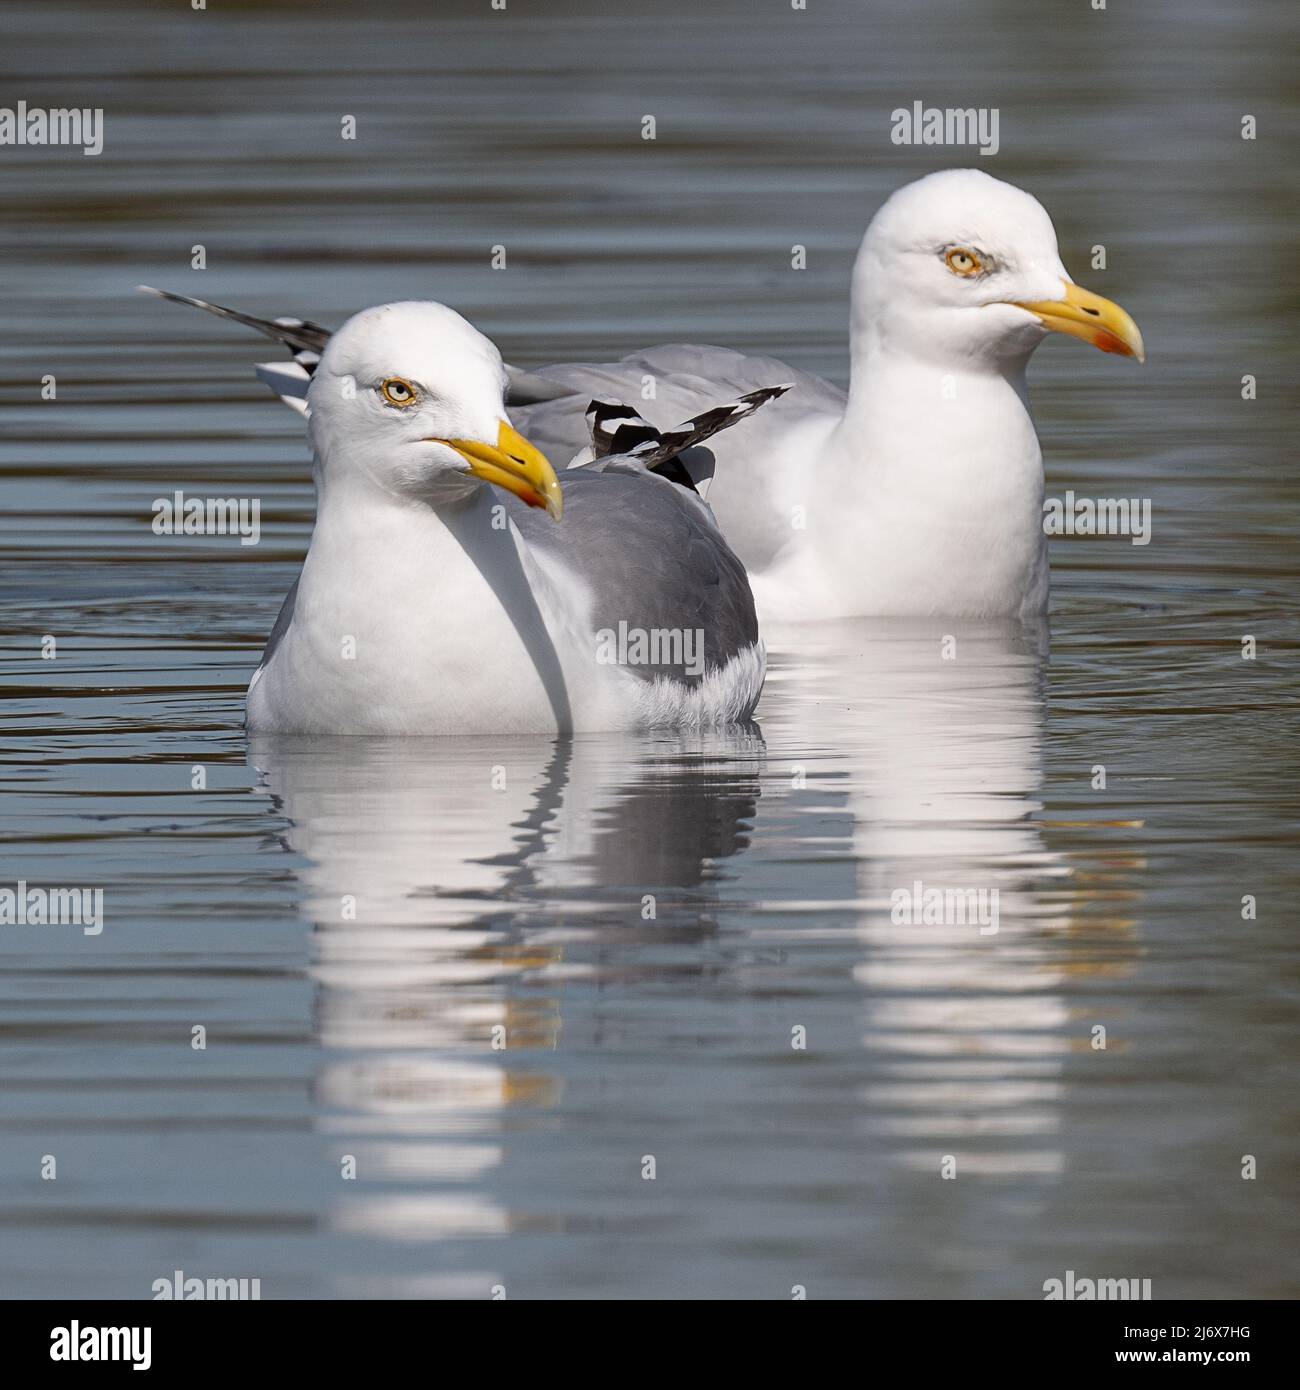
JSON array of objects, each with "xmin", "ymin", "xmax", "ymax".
[
  {"xmin": 851, "ymin": 168, "xmax": 1144, "ymax": 369},
  {"xmin": 306, "ymin": 300, "xmax": 562, "ymax": 517}
]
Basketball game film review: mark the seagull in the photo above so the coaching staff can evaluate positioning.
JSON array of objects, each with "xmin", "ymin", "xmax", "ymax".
[
  {"xmin": 143, "ymin": 169, "xmax": 1144, "ymax": 626},
  {"xmin": 513, "ymin": 168, "xmax": 1145, "ymax": 622},
  {"xmin": 154, "ymin": 298, "xmax": 779, "ymax": 735}
]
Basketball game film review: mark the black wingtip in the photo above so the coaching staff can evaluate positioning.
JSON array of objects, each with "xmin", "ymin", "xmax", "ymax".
[
  {"xmin": 136, "ymin": 284, "xmax": 195, "ymax": 306},
  {"xmin": 136, "ymin": 285, "xmax": 333, "ymax": 357}
]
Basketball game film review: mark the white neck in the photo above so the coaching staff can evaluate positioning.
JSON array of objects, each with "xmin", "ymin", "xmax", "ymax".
[
  {"xmin": 787, "ymin": 308, "xmax": 1050, "ymax": 619},
  {"xmin": 277, "ymin": 473, "xmax": 577, "ymax": 733}
]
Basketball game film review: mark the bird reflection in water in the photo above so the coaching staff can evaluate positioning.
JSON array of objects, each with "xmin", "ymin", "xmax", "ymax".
[{"xmin": 248, "ymin": 726, "xmax": 765, "ymax": 1272}]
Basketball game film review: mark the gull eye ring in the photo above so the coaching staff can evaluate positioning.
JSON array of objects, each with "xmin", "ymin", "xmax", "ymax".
[
  {"xmin": 944, "ymin": 247, "xmax": 983, "ymax": 277},
  {"xmin": 380, "ymin": 377, "xmax": 418, "ymax": 407}
]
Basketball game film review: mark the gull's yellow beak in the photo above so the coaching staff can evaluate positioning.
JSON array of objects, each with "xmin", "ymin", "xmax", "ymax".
[
  {"xmin": 442, "ymin": 421, "xmax": 563, "ymax": 520},
  {"xmin": 1013, "ymin": 281, "xmax": 1145, "ymax": 363}
]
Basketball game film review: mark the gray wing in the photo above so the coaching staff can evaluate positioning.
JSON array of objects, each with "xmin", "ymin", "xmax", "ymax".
[
  {"xmin": 254, "ymin": 576, "xmax": 298, "ymax": 676},
  {"xmin": 509, "ymin": 343, "xmax": 846, "ymax": 466},
  {"xmin": 510, "ymin": 462, "xmax": 758, "ymax": 687}
]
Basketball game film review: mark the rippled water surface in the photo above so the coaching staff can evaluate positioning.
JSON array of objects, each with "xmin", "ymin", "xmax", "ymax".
[{"xmin": 1, "ymin": 0, "xmax": 1297, "ymax": 1298}]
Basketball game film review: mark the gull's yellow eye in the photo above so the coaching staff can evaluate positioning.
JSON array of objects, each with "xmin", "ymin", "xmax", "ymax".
[
  {"xmin": 381, "ymin": 377, "xmax": 417, "ymax": 407},
  {"xmin": 945, "ymin": 247, "xmax": 983, "ymax": 277}
]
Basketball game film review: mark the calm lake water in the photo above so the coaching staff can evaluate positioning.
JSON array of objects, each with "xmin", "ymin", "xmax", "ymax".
[{"xmin": 1, "ymin": 0, "xmax": 1297, "ymax": 1299}]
